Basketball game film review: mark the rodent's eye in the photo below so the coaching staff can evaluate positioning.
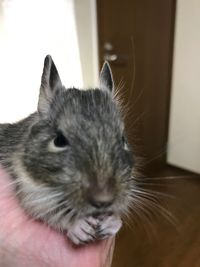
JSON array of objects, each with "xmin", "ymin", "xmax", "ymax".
[
  {"xmin": 54, "ymin": 132, "xmax": 69, "ymax": 147},
  {"xmin": 48, "ymin": 132, "xmax": 69, "ymax": 152},
  {"xmin": 122, "ymin": 136, "xmax": 125, "ymax": 145},
  {"xmin": 122, "ymin": 135, "xmax": 129, "ymax": 151}
]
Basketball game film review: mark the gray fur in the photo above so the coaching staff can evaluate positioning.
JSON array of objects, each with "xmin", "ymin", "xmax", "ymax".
[{"xmin": 0, "ymin": 55, "xmax": 134, "ymax": 244}]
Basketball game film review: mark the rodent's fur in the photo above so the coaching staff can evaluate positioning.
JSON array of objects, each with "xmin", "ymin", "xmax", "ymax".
[{"xmin": 0, "ymin": 55, "xmax": 134, "ymax": 245}]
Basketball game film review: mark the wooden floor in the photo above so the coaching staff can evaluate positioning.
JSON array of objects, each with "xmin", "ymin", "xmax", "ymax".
[{"xmin": 112, "ymin": 166, "xmax": 200, "ymax": 267}]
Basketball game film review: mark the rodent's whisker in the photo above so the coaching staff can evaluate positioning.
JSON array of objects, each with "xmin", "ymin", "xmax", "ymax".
[
  {"xmin": 123, "ymin": 213, "xmax": 136, "ymax": 232},
  {"xmin": 0, "ymin": 179, "xmax": 22, "ymax": 192},
  {"xmin": 129, "ymin": 36, "xmax": 136, "ymax": 103},
  {"xmin": 48, "ymin": 207, "xmax": 75, "ymax": 229},
  {"xmin": 130, "ymin": 192, "xmax": 178, "ymax": 228},
  {"xmin": 130, "ymin": 87, "xmax": 144, "ymax": 112},
  {"xmin": 129, "ymin": 111, "xmax": 147, "ymax": 127},
  {"xmin": 27, "ymin": 192, "xmax": 64, "ymax": 204},
  {"xmin": 33, "ymin": 191, "xmax": 77, "ymax": 217},
  {"xmin": 129, "ymin": 193, "xmax": 158, "ymax": 214},
  {"xmin": 114, "ymin": 79, "xmax": 125, "ymax": 98},
  {"xmin": 127, "ymin": 199, "xmax": 154, "ymax": 224},
  {"xmin": 126, "ymin": 202, "xmax": 160, "ymax": 238},
  {"xmin": 131, "ymin": 186, "xmax": 175, "ymax": 200},
  {"xmin": 135, "ymin": 175, "xmax": 196, "ymax": 181},
  {"xmin": 131, "ymin": 180, "xmax": 169, "ymax": 187},
  {"xmin": 131, "ymin": 191, "xmax": 159, "ymax": 205},
  {"xmin": 31, "ymin": 200, "xmax": 72, "ymax": 219}
]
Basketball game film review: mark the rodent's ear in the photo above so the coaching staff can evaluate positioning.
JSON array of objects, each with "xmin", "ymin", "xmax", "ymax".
[
  {"xmin": 99, "ymin": 61, "xmax": 114, "ymax": 92},
  {"xmin": 38, "ymin": 55, "xmax": 62, "ymax": 116}
]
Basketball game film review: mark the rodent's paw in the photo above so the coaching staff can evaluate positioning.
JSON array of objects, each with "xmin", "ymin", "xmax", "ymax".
[
  {"xmin": 97, "ymin": 215, "xmax": 122, "ymax": 239},
  {"xmin": 67, "ymin": 217, "xmax": 98, "ymax": 245},
  {"xmin": 67, "ymin": 215, "xmax": 122, "ymax": 245}
]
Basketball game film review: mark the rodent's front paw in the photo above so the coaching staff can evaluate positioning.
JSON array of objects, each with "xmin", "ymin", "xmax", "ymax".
[
  {"xmin": 96, "ymin": 215, "xmax": 122, "ymax": 239},
  {"xmin": 67, "ymin": 215, "xmax": 122, "ymax": 245},
  {"xmin": 67, "ymin": 217, "xmax": 99, "ymax": 245}
]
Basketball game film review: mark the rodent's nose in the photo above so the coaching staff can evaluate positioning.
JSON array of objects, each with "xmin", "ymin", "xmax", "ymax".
[
  {"xmin": 88, "ymin": 194, "xmax": 114, "ymax": 208},
  {"xmin": 89, "ymin": 198, "xmax": 113, "ymax": 208}
]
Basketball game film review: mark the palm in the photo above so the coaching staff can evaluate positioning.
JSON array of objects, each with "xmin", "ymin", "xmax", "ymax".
[{"xmin": 0, "ymin": 167, "xmax": 114, "ymax": 267}]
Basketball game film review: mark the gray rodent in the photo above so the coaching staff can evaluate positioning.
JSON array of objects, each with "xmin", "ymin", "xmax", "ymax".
[{"xmin": 0, "ymin": 55, "xmax": 134, "ymax": 245}]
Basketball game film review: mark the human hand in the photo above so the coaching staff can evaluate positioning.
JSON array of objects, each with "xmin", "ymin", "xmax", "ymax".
[{"xmin": 0, "ymin": 167, "xmax": 115, "ymax": 267}]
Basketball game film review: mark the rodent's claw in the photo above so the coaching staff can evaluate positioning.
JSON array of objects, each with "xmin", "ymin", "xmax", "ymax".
[
  {"xmin": 96, "ymin": 215, "xmax": 122, "ymax": 239},
  {"xmin": 85, "ymin": 216, "xmax": 99, "ymax": 228},
  {"xmin": 67, "ymin": 217, "xmax": 98, "ymax": 245}
]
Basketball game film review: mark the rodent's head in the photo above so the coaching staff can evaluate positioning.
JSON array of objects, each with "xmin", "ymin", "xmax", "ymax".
[{"xmin": 20, "ymin": 55, "xmax": 134, "ymax": 230}]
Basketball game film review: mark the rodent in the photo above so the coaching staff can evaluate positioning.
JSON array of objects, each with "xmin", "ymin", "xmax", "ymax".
[{"xmin": 0, "ymin": 55, "xmax": 134, "ymax": 245}]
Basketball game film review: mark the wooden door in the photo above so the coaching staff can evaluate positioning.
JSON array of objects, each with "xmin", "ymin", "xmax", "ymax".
[{"xmin": 97, "ymin": 0, "xmax": 176, "ymax": 172}]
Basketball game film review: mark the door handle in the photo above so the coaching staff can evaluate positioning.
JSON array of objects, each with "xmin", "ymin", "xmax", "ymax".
[
  {"xmin": 103, "ymin": 42, "xmax": 128, "ymax": 65},
  {"xmin": 104, "ymin": 53, "xmax": 118, "ymax": 62},
  {"xmin": 103, "ymin": 53, "xmax": 128, "ymax": 65}
]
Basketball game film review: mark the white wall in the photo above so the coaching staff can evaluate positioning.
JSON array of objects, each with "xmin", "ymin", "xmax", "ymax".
[
  {"xmin": 167, "ymin": 0, "xmax": 200, "ymax": 173},
  {"xmin": 0, "ymin": 0, "xmax": 99, "ymax": 123},
  {"xmin": 74, "ymin": 0, "xmax": 99, "ymax": 87}
]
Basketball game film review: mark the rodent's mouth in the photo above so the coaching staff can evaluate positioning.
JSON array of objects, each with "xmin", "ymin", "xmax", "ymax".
[{"xmin": 88, "ymin": 211, "xmax": 114, "ymax": 219}]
